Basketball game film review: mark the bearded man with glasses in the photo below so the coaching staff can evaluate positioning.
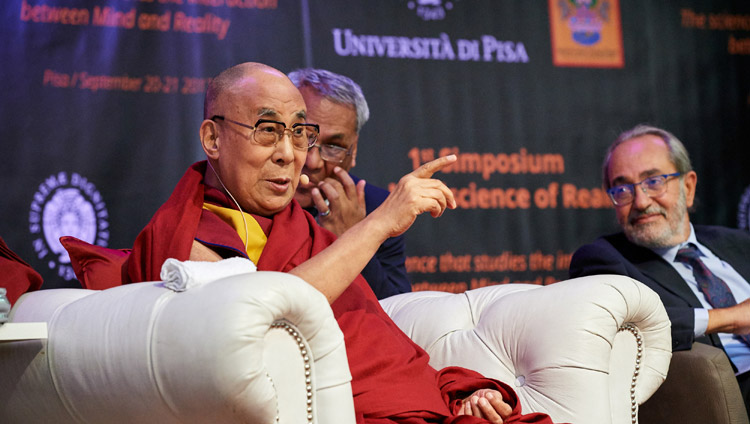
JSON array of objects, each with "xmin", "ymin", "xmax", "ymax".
[
  {"xmin": 288, "ymin": 68, "xmax": 411, "ymax": 300},
  {"xmin": 569, "ymin": 124, "xmax": 750, "ymax": 412}
]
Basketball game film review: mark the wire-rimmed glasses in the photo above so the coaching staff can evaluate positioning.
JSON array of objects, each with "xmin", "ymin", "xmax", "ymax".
[
  {"xmin": 211, "ymin": 115, "xmax": 319, "ymax": 151},
  {"xmin": 310, "ymin": 143, "xmax": 354, "ymax": 164},
  {"xmin": 606, "ymin": 172, "xmax": 682, "ymax": 206}
]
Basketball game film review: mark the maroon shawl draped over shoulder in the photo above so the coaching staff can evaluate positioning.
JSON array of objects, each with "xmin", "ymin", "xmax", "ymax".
[{"xmin": 127, "ymin": 161, "xmax": 554, "ymax": 424}]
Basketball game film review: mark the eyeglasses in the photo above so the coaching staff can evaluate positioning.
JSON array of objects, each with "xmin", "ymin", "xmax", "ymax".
[
  {"xmin": 211, "ymin": 115, "xmax": 319, "ymax": 151},
  {"xmin": 606, "ymin": 172, "xmax": 681, "ymax": 206},
  {"xmin": 310, "ymin": 143, "xmax": 354, "ymax": 164}
]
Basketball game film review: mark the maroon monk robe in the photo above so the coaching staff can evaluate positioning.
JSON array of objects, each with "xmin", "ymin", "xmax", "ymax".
[{"xmin": 127, "ymin": 161, "xmax": 555, "ymax": 424}]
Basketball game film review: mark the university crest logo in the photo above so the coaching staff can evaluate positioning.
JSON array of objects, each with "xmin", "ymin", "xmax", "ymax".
[
  {"xmin": 406, "ymin": 0, "xmax": 458, "ymax": 21},
  {"xmin": 559, "ymin": 0, "xmax": 610, "ymax": 46},
  {"xmin": 548, "ymin": 0, "xmax": 624, "ymax": 68},
  {"xmin": 28, "ymin": 172, "xmax": 110, "ymax": 281}
]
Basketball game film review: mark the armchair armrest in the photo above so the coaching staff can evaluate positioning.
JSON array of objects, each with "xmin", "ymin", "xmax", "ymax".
[
  {"xmin": 639, "ymin": 342, "xmax": 749, "ymax": 424},
  {"xmin": 381, "ymin": 274, "xmax": 672, "ymax": 424},
  {"xmin": 0, "ymin": 272, "xmax": 355, "ymax": 424}
]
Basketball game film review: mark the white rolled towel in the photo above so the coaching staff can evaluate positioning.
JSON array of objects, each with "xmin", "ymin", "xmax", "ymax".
[{"xmin": 160, "ymin": 257, "xmax": 257, "ymax": 292}]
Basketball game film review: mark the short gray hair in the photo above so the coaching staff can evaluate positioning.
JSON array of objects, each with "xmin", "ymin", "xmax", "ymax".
[
  {"xmin": 288, "ymin": 68, "xmax": 370, "ymax": 133},
  {"xmin": 602, "ymin": 124, "xmax": 693, "ymax": 189}
]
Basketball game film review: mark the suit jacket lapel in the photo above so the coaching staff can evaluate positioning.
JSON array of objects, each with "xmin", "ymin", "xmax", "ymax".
[
  {"xmin": 607, "ymin": 233, "xmax": 705, "ymax": 307},
  {"xmin": 637, "ymin": 258, "xmax": 706, "ymax": 308}
]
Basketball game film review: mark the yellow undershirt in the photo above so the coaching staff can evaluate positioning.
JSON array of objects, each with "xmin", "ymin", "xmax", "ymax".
[{"xmin": 202, "ymin": 203, "xmax": 267, "ymax": 264}]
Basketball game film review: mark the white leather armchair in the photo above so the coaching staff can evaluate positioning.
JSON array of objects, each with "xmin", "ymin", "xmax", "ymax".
[
  {"xmin": 0, "ymin": 273, "xmax": 671, "ymax": 424},
  {"xmin": 382, "ymin": 275, "xmax": 672, "ymax": 424},
  {"xmin": 1, "ymin": 272, "xmax": 356, "ymax": 424}
]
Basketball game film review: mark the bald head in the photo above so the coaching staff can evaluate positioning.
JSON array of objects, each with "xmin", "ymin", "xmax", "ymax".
[{"xmin": 204, "ymin": 62, "xmax": 292, "ymax": 119}]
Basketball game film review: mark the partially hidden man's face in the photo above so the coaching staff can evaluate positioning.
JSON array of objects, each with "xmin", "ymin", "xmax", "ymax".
[
  {"xmin": 213, "ymin": 70, "xmax": 308, "ymax": 216},
  {"xmin": 294, "ymin": 85, "xmax": 359, "ymax": 208},
  {"xmin": 607, "ymin": 135, "xmax": 696, "ymax": 248}
]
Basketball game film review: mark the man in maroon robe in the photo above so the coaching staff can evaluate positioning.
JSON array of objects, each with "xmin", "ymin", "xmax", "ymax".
[{"xmin": 127, "ymin": 62, "xmax": 555, "ymax": 424}]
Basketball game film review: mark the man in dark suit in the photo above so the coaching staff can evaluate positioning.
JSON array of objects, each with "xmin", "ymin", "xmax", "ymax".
[
  {"xmin": 288, "ymin": 68, "xmax": 411, "ymax": 299},
  {"xmin": 569, "ymin": 124, "xmax": 750, "ymax": 407}
]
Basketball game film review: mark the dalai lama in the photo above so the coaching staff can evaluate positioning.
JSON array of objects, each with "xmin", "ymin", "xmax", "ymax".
[{"xmin": 126, "ymin": 62, "xmax": 555, "ymax": 424}]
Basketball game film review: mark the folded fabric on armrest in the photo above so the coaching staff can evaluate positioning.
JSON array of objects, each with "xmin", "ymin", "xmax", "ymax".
[{"xmin": 160, "ymin": 257, "xmax": 257, "ymax": 292}]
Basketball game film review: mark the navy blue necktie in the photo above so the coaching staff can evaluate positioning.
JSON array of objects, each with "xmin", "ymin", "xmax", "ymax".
[{"xmin": 674, "ymin": 244, "xmax": 750, "ymax": 347}]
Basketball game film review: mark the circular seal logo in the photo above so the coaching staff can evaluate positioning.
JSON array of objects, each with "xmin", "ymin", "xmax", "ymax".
[
  {"xmin": 28, "ymin": 172, "xmax": 110, "ymax": 281},
  {"xmin": 738, "ymin": 185, "xmax": 750, "ymax": 231},
  {"xmin": 407, "ymin": 0, "xmax": 455, "ymax": 21}
]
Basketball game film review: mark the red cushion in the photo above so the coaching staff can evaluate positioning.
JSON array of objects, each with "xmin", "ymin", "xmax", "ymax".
[
  {"xmin": 59, "ymin": 236, "xmax": 130, "ymax": 290},
  {"xmin": 0, "ymin": 236, "xmax": 43, "ymax": 305}
]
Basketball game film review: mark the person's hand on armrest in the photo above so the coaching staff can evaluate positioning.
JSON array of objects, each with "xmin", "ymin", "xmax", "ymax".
[{"xmin": 458, "ymin": 389, "xmax": 513, "ymax": 423}]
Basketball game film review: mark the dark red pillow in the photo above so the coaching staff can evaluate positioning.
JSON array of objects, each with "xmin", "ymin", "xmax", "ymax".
[
  {"xmin": 0, "ymin": 236, "xmax": 43, "ymax": 305},
  {"xmin": 59, "ymin": 236, "xmax": 131, "ymax": 290}
]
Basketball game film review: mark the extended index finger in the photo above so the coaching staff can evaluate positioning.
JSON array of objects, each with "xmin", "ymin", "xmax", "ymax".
[{"xmin": 412, "ymin": 154, "xmax": 457, "ymax": 179}]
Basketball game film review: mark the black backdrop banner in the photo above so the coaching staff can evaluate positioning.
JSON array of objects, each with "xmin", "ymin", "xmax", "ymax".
[{"xmin": 2, "ymin": 0, "xmax": 749, "ymax": 291}]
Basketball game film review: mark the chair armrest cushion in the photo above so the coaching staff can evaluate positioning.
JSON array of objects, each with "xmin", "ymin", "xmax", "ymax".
[{"xmin": 639, "ymin": 342, "xmax": 749, "ymax": 424}]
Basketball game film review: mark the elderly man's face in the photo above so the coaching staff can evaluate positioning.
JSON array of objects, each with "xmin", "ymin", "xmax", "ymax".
[
  {"xmin": 294, "ymin": 86, "xmax": 359, "ymax": 208},
  {"xmin": 214, "ymin": 70, "xmax": 308, "ymax": 216},
  {"xmin": 608, "ymin": 135, "xmax": 696, "ymax": 248}
]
